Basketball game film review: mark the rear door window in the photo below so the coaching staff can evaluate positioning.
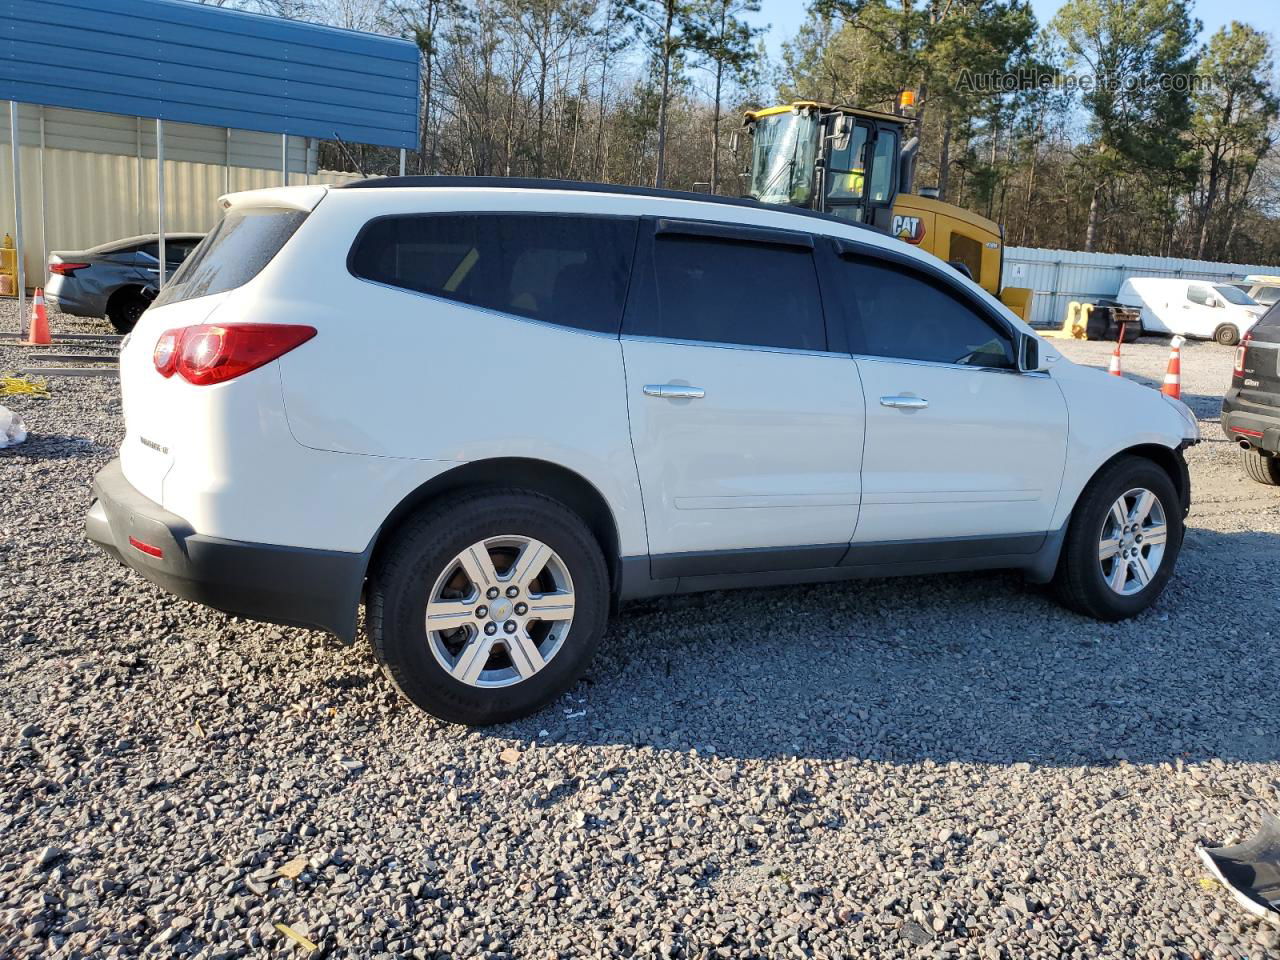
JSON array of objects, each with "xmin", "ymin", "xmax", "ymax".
[
  {"xmin": 627, "ymin": 230, "xmax": 826, "ymax": 351},
  {"xmin": 153, "ymin": 208, "xmax": 308, "ymax": 307},
  {"xmin": 348, "ymin": 214, "xmax": 638, "ymax": 335}
]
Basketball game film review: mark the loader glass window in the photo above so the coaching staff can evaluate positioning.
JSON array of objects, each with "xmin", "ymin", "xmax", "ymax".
[
  {"xmin": 867, "ymin": 131, "xmax": 897, "ymax": 203},
  {"xmin": 348, "ymin": 214, "xmax": 638, "ymax": 334},
  {"xmin": 641, "ymin": 235, "xmax": 825, "ymax": 351},
  {"xmin": 748, "ymin": 112, "xmax": 818, "ymax": 206},
  {"xmin": 826, "ymin": 125, "xmax": 869, "ymax": 202},
  {"xmin": 832, "ymin": 254, "xmax": 1014, "ymax": 368}
]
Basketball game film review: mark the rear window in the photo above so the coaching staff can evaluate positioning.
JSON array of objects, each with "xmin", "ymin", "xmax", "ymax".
[
  {"xmin": 1253, "ymin": 301, "xmax": 1280, "ymax": 342},
  {"xmin": 152, "ymin": 207, "xmax": 307, "ymax": 307},
  {"xmin": 348, "ymin": 213, "xmax": 637, "ymax": 334}
]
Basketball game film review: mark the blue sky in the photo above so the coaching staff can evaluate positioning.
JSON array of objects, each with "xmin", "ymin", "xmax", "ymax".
[{"xmin": 748, "ymin": 0, "xmax": 1280, "ymax": 61}]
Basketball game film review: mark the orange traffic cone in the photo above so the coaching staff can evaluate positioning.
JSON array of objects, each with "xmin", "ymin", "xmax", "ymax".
[
  {"xmin": 1161, "ymin": 335, "xmax": 1184, "ymax": 399},
  {"xmin": 25, "ymin": 288, "xmax": 51, "ymax": 346},
  {"xmin": 1108, "ymin": 338, "xmax": 1123, "ymax": 377}
]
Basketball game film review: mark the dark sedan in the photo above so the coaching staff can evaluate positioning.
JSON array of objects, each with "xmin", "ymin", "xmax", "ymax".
[{"xmin": 46, "ymin": 233, "xmax": 205, "ymax": 332}]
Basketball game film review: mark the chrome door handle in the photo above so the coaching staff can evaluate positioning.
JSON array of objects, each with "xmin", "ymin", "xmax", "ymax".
[
  {"xmin": 643, "ymin": 384, "xmax": 706, "ymax": 400},
  {"xmin": 880, "ymin": 395, "xmax": 928, "ymax": 409}
]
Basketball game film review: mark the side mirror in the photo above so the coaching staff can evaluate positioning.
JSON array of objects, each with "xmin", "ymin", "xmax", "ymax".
[
  {"xmin": 1018, "ymin": 332, "xmax": 1048, "ymax": 373},
  {"xmin": 730, "ymin": 130, "xmax": 740, "ymax": 154},
  {"xmin": 833, "ymin": 115, "xmax": 852, "ymax": 151}
]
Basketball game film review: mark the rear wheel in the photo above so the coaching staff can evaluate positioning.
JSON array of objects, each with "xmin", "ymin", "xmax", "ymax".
[
  {"xmin": 1213, "ymin": 324, "xmax": 1240, "ymax": 346},
  {"xmin": 1241, "ymin": 447, "xmax": 1280, "ymax": 485},
  {"xmin": 1053, "ymin": 456, "xmax": 1183, "ymax": 620},
  {"xmin": 367, "ymin": 490, "xmax": 609, "ymax": 725},
  {"xmin": 106, "ymin": 288, "xmax": 149, "ymax": 333}
]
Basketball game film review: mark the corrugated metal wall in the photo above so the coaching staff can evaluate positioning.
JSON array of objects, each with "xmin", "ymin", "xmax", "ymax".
[
  {"xmin": 1002, "ymin": 247, "xmax": 1280, "ymax": 328},
  {"xmin": 0, "ymin": 104, "xmax": 317, "ymax": 171},
  {"xmin": 0, "ymin": 144, "xmax": 363, "ymax": 282},
  {"xmin": 4, "ymin": 0, "xmax": 419, "ymax": 149}
]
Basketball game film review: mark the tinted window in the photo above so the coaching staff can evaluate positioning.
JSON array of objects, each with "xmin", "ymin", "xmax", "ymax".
[
  {"xmin": 153, "ymin": 208, "xmax": 308, "ymax": 307},
  {"xmin": 634, "ymin": 234, "xmax": 825, "ymax": 351},
  {"xmin": 349, "ymin": 214, "xmax": 637, "ymax": 334},
  {"xmin": 832, "ymin": 255, "xmax": 1015, "ymax": 368}
]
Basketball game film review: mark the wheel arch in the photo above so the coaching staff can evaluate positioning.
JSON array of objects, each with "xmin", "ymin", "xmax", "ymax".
[
  {"xmin": 1030, "ymin": 441, "xmax": 1190, "ymax": 586},
  {"xmin": 365, "ymin": 457, "xmax": 623, "ymax": 600},
  {"xmin": 105, "ymin": 283, "xmax": 148, "ymax": 310},
  {"xmin": 1078, "ymin": 442, "xmax": 1191, "ymax": 520}
]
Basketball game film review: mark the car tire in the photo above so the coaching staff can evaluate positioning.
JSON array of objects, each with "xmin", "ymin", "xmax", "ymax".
[
  {"xmin": 1240, "ymin": 447, "xmax": 1280, "ymax": 485},
  {"xmin": 1213, "ymin": 324, "xmax": 1240, "ymax": 346},
  {"xmin": 106, "ymin": 288, "xmax": 150, "ymax": 333},
  {"xmin": 1053, "ymin": 455, "xmax": 1183, "ymax": 621},
  {"xmin": 367, "ymin": 489, "xmax": 609, "ymax": 725}
]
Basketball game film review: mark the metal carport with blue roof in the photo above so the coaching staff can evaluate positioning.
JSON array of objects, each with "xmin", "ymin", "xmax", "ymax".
[{"xmin": 0, "ymin": 0, "xmax": 419, "ymax": 316}]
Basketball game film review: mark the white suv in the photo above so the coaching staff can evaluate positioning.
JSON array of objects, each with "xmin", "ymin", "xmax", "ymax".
[{"xmin": 87, "ymin": 178, "xmax": 1199, "ymax": 724}]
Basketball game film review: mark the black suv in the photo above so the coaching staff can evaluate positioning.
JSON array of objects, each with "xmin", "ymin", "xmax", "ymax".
[{"xmin": 1223, "ymin": 303, "xmax": 1280, "ymax": 485}]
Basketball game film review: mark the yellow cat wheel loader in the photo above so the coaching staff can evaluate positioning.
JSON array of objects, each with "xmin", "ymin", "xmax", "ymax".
[{"xmin": 740, "ymin": 101, "xmax": 1033, "ymax": 322}]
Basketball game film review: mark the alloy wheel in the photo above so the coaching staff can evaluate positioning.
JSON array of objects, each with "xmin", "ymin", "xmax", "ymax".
[
  {"xmin": 1097, "ymin": 487, "xmax": 1168, "ymax": 596},
  {"xmin": 424, "ymin": 535, "xmax": 575, "ymax": 688}
]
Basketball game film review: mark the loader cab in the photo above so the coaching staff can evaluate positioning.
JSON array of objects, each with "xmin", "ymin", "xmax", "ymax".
[{"xmin": 742, "ymin": 102, "xmax": 908, "ymax": 232}]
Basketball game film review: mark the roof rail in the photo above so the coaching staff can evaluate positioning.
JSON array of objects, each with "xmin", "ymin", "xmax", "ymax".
[{"xmin": 335, "ymin": 175, "xmax": 880, "ymax": 233}]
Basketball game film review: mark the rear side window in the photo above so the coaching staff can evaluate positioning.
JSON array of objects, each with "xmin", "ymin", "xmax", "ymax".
[
  {"xmin": 831, "ymin": 254, "xmax": 1015, "ymax": 369},
  {"xmin": 633, "ymin": 234, "xmax": 825, "ymax": 351},
  {"xmin": 348, "ymin": 214, "xmax": 637, "ymax": 334},
  {"xmin": 153, "ymin": 208, "xmax": 307, "ymax": 307}
]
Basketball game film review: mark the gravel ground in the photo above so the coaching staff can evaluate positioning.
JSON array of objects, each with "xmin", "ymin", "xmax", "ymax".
[{"xmin": 2, "ymin": 303, "xmax": 1279, "ymax": 960}]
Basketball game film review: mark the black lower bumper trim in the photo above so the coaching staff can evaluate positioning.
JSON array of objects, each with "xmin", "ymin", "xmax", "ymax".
[{"xmin": 86, "ymin": 459, "xmax": 367, "ymax": 641}]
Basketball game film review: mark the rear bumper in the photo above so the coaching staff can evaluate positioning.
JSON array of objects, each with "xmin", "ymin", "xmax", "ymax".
[
  {"xmin": 44, "ymin": 279, "xmax": 103, "ymax": 318},
  {"xmin": 86, "ymin": 459, "xmax": 366, "ymax": 641},
  {"xmin": 1222, "ymin": 391, "xmax": 1280, "ymax": 455}
]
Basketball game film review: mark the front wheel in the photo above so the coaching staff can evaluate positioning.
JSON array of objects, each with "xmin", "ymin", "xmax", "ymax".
[
  {"xmin": 1214, "ymin": 324, "xmax": 1240, "ymax": 346},
  {"xmin": 367, "ymin": 490, "xmax": 609, "ymax": 725},
  {"xmin": 1053, "ymin": 456, "xmax": 1183, "ymax": 620}
]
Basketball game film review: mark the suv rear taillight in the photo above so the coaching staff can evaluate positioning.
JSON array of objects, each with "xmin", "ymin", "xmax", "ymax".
[
  {"xmin": 1234, "ymin": 332, "xmax": 1251, "ymax": 377},
  {"xmin": 153, "ymin": 324, "xmax": 316, "ymax": 385},
  {"xmin": 49, "ymin": 262, "xmax": 89, "ymax": 276}
]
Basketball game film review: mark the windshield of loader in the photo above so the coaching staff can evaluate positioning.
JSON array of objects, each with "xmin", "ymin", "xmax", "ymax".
[{"xmin": 748, "ymin": 112, "xmax": 818, "ymax": 206}]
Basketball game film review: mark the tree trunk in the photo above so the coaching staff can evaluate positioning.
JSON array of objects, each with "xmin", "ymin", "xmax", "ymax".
[
  {"xmin": 710, "ymin": 59, "xmax": 723, "ymax": 193},
  {"xmin": 1224, "ymin": 161, "xmax": 1259, "ymax": 260},
  {"xmin": 937, "ymin": 109, "xmax": 952, "ymax": 201},
  {"xmin": 1084, "ymin": 184, "xmax": 1101, "ymax": 252},
  {"xmin": 654, "ymin": 1, "xmax": 674, "ymax": 188}
]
